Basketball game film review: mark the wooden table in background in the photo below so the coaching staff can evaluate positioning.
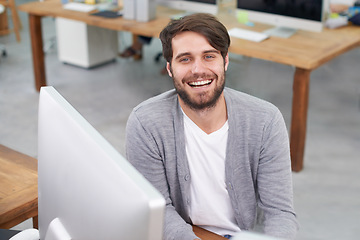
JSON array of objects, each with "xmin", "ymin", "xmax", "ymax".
[
  {"xmin": 0, "ymin": 145, "xmax": 38, "ymax": 229},
  {"xmin": 18, "ymin": 0, "xmax": 360, "ymax": 172}
]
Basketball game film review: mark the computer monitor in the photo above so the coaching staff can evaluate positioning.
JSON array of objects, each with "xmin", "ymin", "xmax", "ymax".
[
  {"xmin": 158, "ymin": 0, "xmax": 218, "ymax": 15},
  {"xmin": 236, "ymin": 0, "xmax": 326, "ymax": 37},
  {"xmin": 38, "ymin": 86, "xmax": 165, "ymax": 240}
]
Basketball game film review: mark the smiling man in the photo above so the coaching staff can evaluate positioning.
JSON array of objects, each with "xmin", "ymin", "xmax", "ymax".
[{"xmin": 126, "ymin": 13, "xmax": 298, "ymax": 240}]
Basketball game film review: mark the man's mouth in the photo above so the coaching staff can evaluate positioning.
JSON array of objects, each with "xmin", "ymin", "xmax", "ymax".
[{"xmin": 188, "ymin": 80, "xmax": 213, "ymax": 88}]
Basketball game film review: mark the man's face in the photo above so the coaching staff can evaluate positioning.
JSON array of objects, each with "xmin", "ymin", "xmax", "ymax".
[{"xmin": 167, "ymin": 31, "xmax": 229, "ymax": 110}]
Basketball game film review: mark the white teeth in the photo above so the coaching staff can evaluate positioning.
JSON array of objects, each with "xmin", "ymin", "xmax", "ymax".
[{"xmin": 189, "ymin": 80, "xmax": 212, "ymax": 86}]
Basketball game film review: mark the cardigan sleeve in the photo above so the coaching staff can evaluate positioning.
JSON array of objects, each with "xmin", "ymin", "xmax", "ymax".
[{"xmin": 256, "ymin": 108, "xmax": 299, "ymax": 239}]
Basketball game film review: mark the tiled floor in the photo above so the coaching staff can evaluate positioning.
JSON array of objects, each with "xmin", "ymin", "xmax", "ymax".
[{"xmin": 1, "ymin": 1, "xmax": 360, "ymax": 239}]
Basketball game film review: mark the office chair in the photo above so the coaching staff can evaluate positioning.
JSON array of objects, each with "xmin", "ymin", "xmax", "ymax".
[
  {"xmin": 0, "ymin": 3, "xmax": 7, "ymax": 57},
  {"xmin": 154, "ymin": 52, "xmax": 162, "ymax": 63},
  {"xmin": 0, "ymin": 43, "xmax": 6, "ymax": 57},
  {"xmin": 0, "ymin": 0, "xmax": 22, "ymax": 42}
]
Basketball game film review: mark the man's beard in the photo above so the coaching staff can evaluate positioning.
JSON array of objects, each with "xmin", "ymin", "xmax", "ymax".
[{"xmin": 172, "ymin": 70, "xmax": 226, "ymax": 111}]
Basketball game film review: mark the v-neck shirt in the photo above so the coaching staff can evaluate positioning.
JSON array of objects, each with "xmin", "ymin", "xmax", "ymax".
[{"xmin": 183, "ymin": 111, "xmax": 241, "ymax": 236}]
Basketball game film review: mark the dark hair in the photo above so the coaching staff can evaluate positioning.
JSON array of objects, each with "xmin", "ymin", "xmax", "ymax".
[{"xmin": 159, "ymin": 13, "xmax": 230, "ymax": 63}]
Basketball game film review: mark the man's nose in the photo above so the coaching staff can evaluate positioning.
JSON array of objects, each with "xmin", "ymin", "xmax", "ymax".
[{"xmin": 191, "ymin": 59, "xmax": 206, "ymax": 74}]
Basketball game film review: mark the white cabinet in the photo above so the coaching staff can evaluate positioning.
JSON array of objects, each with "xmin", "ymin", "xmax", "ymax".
[{"xmin": 56, "ymin": 17, "xmax": 118, "ymax": 68}]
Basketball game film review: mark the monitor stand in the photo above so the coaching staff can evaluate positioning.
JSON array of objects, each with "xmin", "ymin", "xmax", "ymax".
[
  {"xmin": 170, "ymin": 11, "xmax": 194, "ymax": 20},
  {"xmin": 263, "ymin": 26, "xmax": 297, "ymax": 38},
  {"xmin": 45, "ymin": 218, "xmax": 71, "ymax": 240}
]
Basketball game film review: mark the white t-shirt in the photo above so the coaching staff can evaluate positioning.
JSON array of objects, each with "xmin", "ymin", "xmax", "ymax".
[{"xmin": 183, "ymin": 112, "xmax": 241, "ymax": 236}]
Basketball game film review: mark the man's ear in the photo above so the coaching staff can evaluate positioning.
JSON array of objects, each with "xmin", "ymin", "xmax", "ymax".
[
  {"xmin": 224, "ymin": 54, "xmax": 229, "ymax": 71},
  {"xmin": 166, "ymin": 62, "xmax": 173, "ymax": 77}
]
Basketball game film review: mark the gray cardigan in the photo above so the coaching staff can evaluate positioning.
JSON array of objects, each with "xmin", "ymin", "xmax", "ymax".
[{"xmin": 126, "ymin": 88, "xmax": 298, "ymax": 240}]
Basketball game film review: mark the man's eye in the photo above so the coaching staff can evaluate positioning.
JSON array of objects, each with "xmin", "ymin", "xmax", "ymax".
[
  {"xmin": 205, "ymin": 55, "xmax": 215, "ymax": 60},
  {"xmin": 180, "ymin": 57, "xmax": 189, "ymax": 62}
]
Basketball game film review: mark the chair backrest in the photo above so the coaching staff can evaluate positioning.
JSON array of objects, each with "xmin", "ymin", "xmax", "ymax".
[{"xmin": 0, "ymin": 0, "xmax": 21, "ymax": 42}]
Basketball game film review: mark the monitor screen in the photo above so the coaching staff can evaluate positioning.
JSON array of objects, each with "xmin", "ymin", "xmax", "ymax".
[
  {"xmin": 158, "ymin": 0, "xmax": 218, "ymax": 15},
  {"xmin": 236, "ymin": 0, "xmax": 326, "ymax": 36},
  {"xmin": 38, "ymin": 86, "xmax": 165, "ymax": 240}
]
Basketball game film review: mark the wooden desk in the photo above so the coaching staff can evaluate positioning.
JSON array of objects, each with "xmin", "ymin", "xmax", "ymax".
[
  {"xmin": 18, "ymin": 1, "xmax": 360, "ymax": 172},
  {"xmin": 193, "ymin": 226, "xmax": 227, "ymax": 239},
  {"xmin": 0, "ymin": 145, "xmax": 38, "ymax": 229}
]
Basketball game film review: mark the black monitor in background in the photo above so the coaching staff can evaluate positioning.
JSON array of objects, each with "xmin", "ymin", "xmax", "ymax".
[{"xmin": 236, "ymin": 0, "xmax": 326, "ymax": 37}]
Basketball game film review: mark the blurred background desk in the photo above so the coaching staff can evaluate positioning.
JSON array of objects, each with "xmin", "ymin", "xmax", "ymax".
[
  {"xmin": 18, "ymin": 0, "xmax": 176, "ymax": 91},
  {"xmin": 18, "ymin": 0, "xmax": 360, "ymax": 172}
]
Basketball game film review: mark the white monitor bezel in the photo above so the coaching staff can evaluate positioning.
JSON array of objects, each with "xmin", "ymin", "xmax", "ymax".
[{"xmin": 38, "ymin": 86, "xmax": 165, "ymax": 240}]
